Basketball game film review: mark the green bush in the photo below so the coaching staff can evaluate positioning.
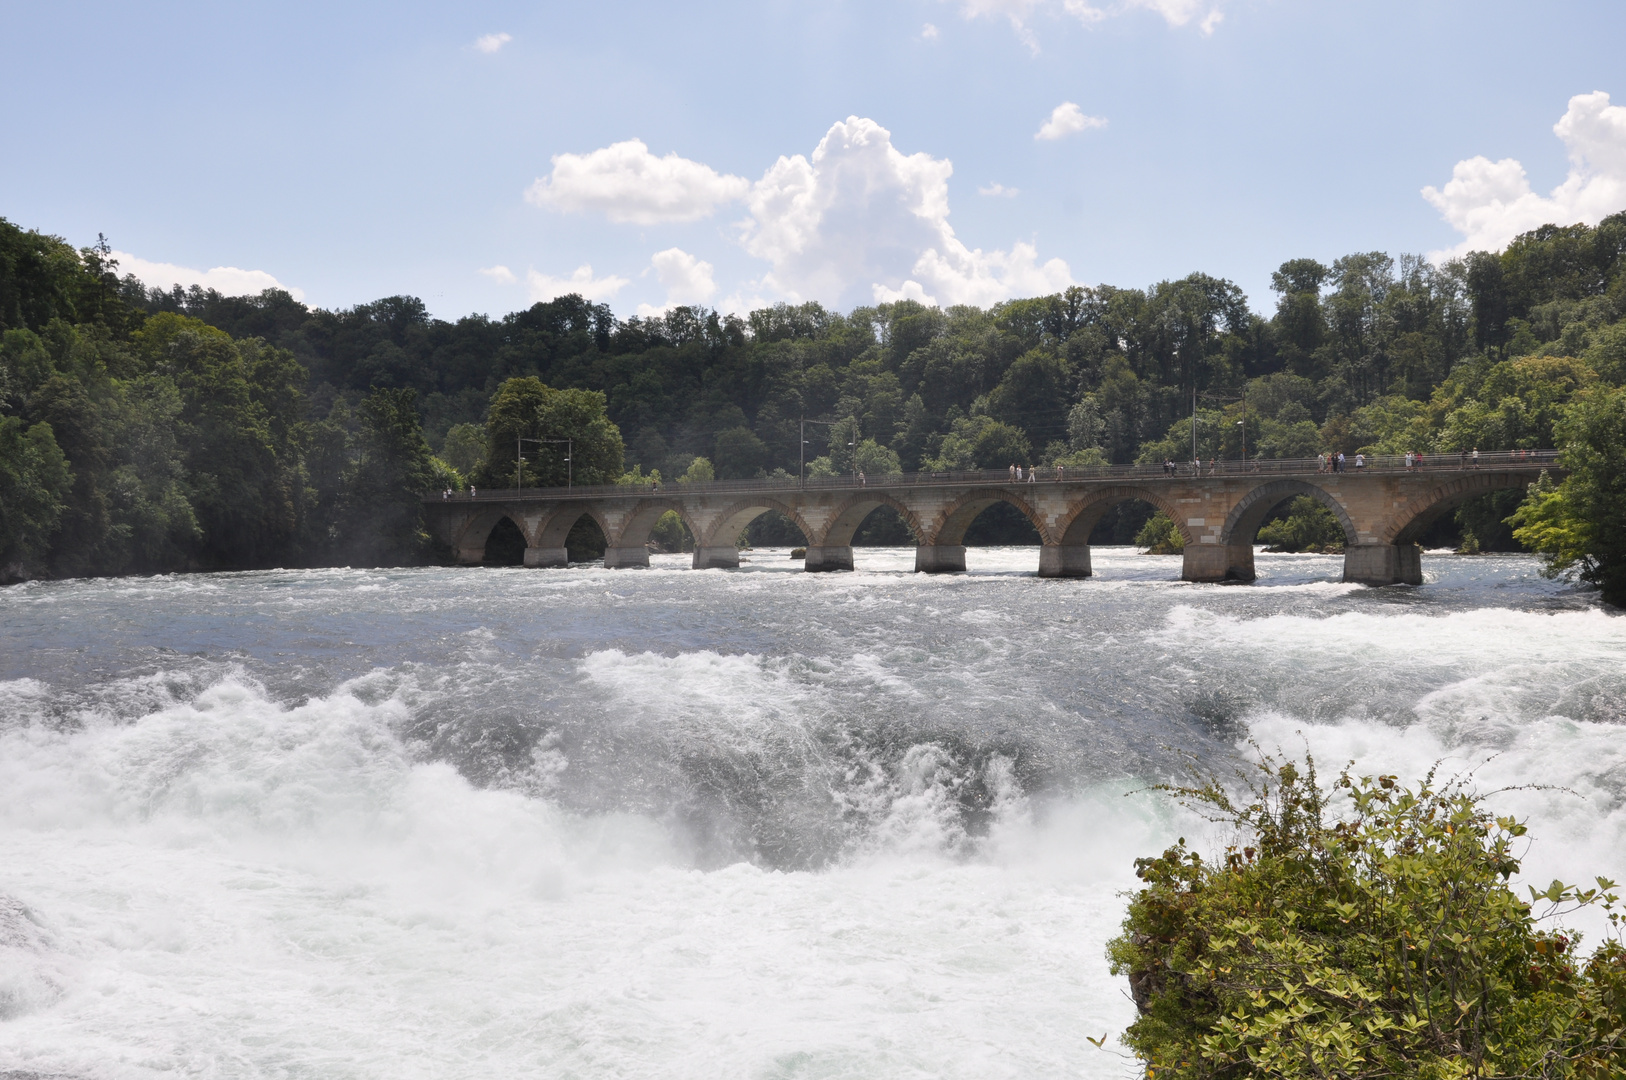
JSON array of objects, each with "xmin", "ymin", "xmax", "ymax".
[
  {"xmin": 1136, "ymin": 511, "xmax": 1186, "ymax": 554},
  {"xmin": 1107, "ymin": 755, "xmax": 1626, "ymax": 1079},
  {"xmin": 1257, "ymin": 496, "xmax": 1347, "ymax": 552}
]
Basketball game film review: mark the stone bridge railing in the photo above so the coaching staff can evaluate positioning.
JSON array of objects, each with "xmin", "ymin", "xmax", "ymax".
[{"xmin": 423, "ymin": 450, "xmax": 1562, "ymax": 587}]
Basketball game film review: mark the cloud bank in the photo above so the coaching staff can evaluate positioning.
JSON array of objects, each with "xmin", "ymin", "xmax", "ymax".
[
  {"xmin": 113, "ymin": 250, "xmax": 303, "ymax": 300},
  {"xmin": 636, "ymin": 248, "xmax": 717, "ymax": 317},
  {"xmin": 737, "ymin": 117, "xmax": 1073, "ymax": 307},
  {"xmin": 524, "ymin": 117, "xmax": 1074, "ymax": 311},
  {"xmin": 526, "ymin": 265, "xmax": 628, "ymax": 304},
  {"xmin": 1424, "ymin": 90, "xmax": 1626, "ymax": 259},
  {"xmin": 951, "ymin": 0, "xmax": 1224, "ymax": 48},
  {"xmin": 526, "ymin": 139, "xmax": 750, "ymax": 225}
]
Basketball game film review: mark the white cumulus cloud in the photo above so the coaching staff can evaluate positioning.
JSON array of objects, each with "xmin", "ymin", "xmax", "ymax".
[
  {"xmin": 636, "ymin": 247, "xmax": 717, "ymax": 317},
  {"xmin": 922, "ymin": 22, "xmax": 941, "ymax": 39},
  {"xmin": 113, "ymin": 250, "xmax": 303, "ymax": 300},
  {"xmin": 474, "ymin": 32, "xmax": 512, "ymax": 53},
  {"xmin": 955, "ymin": 0, "xmax": 1224, "ymax": 43},
  {"xmin": 478, "ymin": 264, "xmax": 516, "ymax": 284},
  {"xmin": 979, "ymin": 182, "xmax": 1019, "ymax": 197},
  {"xmin": 526, "ymin": 138, "xmax": 750, "ymax": 225},
  {"xmin": 526, "ymin": 265, "xmax": 629, "ymax": 304},
  {"xmin": 737, "ymin": 116, "xmax": 1073, "ymax": 308},
  {"xmin": 1035, "ymin": 102, "xmax": 1107, "ymax": 141},
  {"xmin": 1423, "ymin": 90, "xmax": 1626, "ymax": 260}
]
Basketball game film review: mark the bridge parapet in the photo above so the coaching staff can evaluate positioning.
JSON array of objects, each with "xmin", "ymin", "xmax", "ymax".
[{"xmin": 423, "ymin": 450, "xmax": 1562, "ymax": 587}]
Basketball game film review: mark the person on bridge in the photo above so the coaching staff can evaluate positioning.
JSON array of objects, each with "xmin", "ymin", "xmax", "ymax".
[
  {"xmin": 1355, "ymin": 452, "xmax": 1365, "ymax": 470},
  {"xmin": 1027, "ymin": 466, "xmax": 1036, "ymax": 484},
  {"xmin": 1472, "ymin": 448, "xmax": 1480, "ymax": 468},
  {"xmin": 1009, "ymin": 464, "xmax": 1017, "ymax": 481},
  {"xmin": 1337, "ymin": 451, "xmax": 1346, "ymax": 473}
]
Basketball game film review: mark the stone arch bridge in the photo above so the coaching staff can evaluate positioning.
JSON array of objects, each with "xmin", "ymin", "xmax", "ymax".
[{"xmin": 424, "ymin": 451, "xmax": 1558, "ymax": 586}]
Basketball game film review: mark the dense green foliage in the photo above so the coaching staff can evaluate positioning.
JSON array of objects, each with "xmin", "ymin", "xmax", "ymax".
[
  {"xmin": 1257, "ymin": 497, "xmax": 1347, "ymax": 553},
  {"xmin": 1108, "ymin": 756, "xmax": 1626, "ymax": 1078},
  {"xmin": 1509, "ymin": 386, "xmax": 1626, "ymax": 605},
  {"xmin": 4, "ymin": 208, "xmax": 1626, "ymax": 587}
]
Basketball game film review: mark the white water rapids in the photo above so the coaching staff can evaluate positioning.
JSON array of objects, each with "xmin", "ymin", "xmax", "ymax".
[{"xmin": 1, "ymin": 548, "xmax": 1623, "ymax": 1079}]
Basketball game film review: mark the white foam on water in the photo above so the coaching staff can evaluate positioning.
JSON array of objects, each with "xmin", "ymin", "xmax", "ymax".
[{"xmin": 0, "ymin": 670, "xmax": 1162, "ymax": 1080}]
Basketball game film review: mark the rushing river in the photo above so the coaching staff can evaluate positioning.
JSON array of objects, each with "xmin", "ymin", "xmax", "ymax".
[{"xmin": 1, "ymin": 548, "xmax": 1623, "ymax": 1079}]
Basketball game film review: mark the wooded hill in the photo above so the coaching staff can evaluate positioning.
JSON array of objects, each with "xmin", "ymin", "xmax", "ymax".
[{"xmin": 3, "ymin": 212, "xmax": 1624, "ymax": 589}]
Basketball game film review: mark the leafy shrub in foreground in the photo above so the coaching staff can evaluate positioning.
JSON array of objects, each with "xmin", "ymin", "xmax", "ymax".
[{"xmin": 1107, "ymin": 755, "xmax": 1626, "ymax": 1078}]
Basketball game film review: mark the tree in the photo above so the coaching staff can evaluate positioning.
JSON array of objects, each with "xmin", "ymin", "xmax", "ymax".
[
  {"xmin": 0, "ymin": 417, "xmax": 70, "ymax": 580},
  {"xmin": 439, "ymin": 422, "xmax": 484, "ymax": 476},
  {"xmin": 341, "ymin": 386, "xmax": 438, "ymax": 565},
  {"xmin": 1108, "ymin": 753, "xmax": 1626, "ymax": 1079},
  {"xmin": 714, "ymin": 425, "xmax": 771, "ymax": 479},
  {"xmin": 1510, "ymin": 385, "xmax": 1626, "ymax": 606},
  {"xmin": 986, "ymin": 349, "xmax": 1071, "ymax": 446},
  {"xmin": 477, "ymin": 376, "xmax": 625, "ymax": 488},
  {"xmin": 925, "ymin": 415, "xmax": 1032, "ymax": 470},
  {"xmin": 677, "ymin": 456, "xmax": 714, "ymax": 484}
]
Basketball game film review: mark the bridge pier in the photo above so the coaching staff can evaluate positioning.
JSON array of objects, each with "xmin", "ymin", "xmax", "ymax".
[
  {"xmin": 1182, "ymin": 543, "xmax": 1255, "ymax": 583},
  {"xmin": 1037, "ymin": 545, "xmax": 1091, "ymax": 578},
  {"xmin": 1343, "ymin": 543, "xmax": 1422, "ymax": 586},
  {"xmin": 803, "ymin": 545, "xmax": 853, "ymax": 572},
  {"xmin": 524, "ymin": 545, "xmax": 569, "ymax": 568},
  {"xmin": 693, "ymin": 545, "xmax": 740, "ymax": 570},
  {"xmin": 915, "ymin": 545, "xmax": 966, "ymax": 573},
  {"xmin": 456, "ymin": 546, "xmax": 485, "ymax": 565},
  {"xmin": 603, "ymin": 546, "xmax": 650, "ymax": 569}
]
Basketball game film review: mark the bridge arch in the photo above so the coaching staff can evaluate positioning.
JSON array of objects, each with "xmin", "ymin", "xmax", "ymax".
[
  {"xmin": 926, "ymin": 488, "xmax": 1053, "ymax": 547},
  {"xmin": 1218, "ymin": 480, "xmax": 1359, "ymax": 549},
  {"xmin": 453, "ymin": 508, "xmax": 530, "ymax": 564},
  {"xmin": 697, "ymin": 497, "xmax": 815, "ymax": 550},
  {"xmin": 610, "ymin": 498, "xmax": 699, "ymax": 550},
  {"xmin": 533, "ymin": 502, "xmax": 612, "ymax": 551},
  {"xmin": 815, "ymin": 493, "xmax": 925, "ymax": 549},
  {"xmin": 1382, "ymin": 472, "xmax": 1535, "ymax": 545},
  {"xmin": 1055, "ymin": 486, "xmax": 1194, "ymax": 548}
]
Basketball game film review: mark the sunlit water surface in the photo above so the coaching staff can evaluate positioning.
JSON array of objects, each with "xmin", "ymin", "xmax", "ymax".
[{"xmin": 1, "ymin": 548, "xmax": 1623, "ymax": 1079}]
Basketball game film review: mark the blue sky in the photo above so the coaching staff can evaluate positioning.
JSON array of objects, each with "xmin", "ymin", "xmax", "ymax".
[{"xmin": 3, "ymin": 0, "xmax": 1624, "ymax": 320}]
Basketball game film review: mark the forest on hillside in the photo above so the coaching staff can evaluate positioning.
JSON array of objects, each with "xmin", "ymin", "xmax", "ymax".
[{"xmin": 3, "ymin": 212, "xmax": 1624, "ymax": 600}]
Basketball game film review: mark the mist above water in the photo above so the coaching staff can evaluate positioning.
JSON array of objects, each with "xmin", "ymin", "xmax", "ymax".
[{"xmin": 2, "ymin": 548, "xmax": 1622, "ymax": 1079}]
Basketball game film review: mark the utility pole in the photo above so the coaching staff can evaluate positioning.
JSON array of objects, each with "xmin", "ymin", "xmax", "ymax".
[
  {"xmin": 1191, "ymin": 385, "xmax": 1198, "ymax": 466},
  {"xmin": 799, "ymin": 417, "xmax": 840, "ymax": 485},
  {"xmin": 517, "ymin": 436, "xmax": 573, "ymax": 491}
]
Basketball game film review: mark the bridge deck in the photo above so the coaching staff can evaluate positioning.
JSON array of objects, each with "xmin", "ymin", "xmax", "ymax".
[
  {"xmin": 422, "ymin": 449, "xmax": 1560, "ymax": 587},
  {"xmin": 426, "ymin": 449, "xmax": 1559, "ymax": 504}
]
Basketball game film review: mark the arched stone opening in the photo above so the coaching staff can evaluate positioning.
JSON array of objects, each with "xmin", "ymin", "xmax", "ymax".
[
  {"xmin": 605, "ymin": 500, "xmax": 697, "ymax": 568},
  {"xmin": 481, "ymin": 517, "xmax": 527, "ymax": 566},
  {"xmin": 454, "ymin": 509, "xmax": 526, "ymax": 565},
  {"xmin": 564, "ymin": 515, "xmax": 608, "ymax": 563},
  {"xmin": 814, "ymin": 494, "xmax": 923, "ymax": 572},
  {"xmin": 744, "ymin": 510, "xmax": 809, "ymax": 548},
  {"xmin": 1217, "ymin": 480, "xmax": 1359, "ymax": 582},
  {"xmin": 918, "ymin": 489, "xmax": 1048, "ymax": 574},
  {"xmin": 531, "ymin": 503, "xmax": 611, "ymax": 568},
  {"xmin": 1350, "ymin": 473, "xmax": 1535, "ymax": 586},
  {"xmin": 696, "ymin": 500, "xmax": 815, "ymax": 570},
  {"xmin": 1049, "ymin": 488, "xmax": 1192, "ymax": 579}
]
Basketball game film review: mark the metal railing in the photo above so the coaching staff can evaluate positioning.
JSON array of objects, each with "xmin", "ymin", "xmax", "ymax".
[{"xmin": 426, "ymin": 449, "xmax": 1561, "ymax": 504}]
